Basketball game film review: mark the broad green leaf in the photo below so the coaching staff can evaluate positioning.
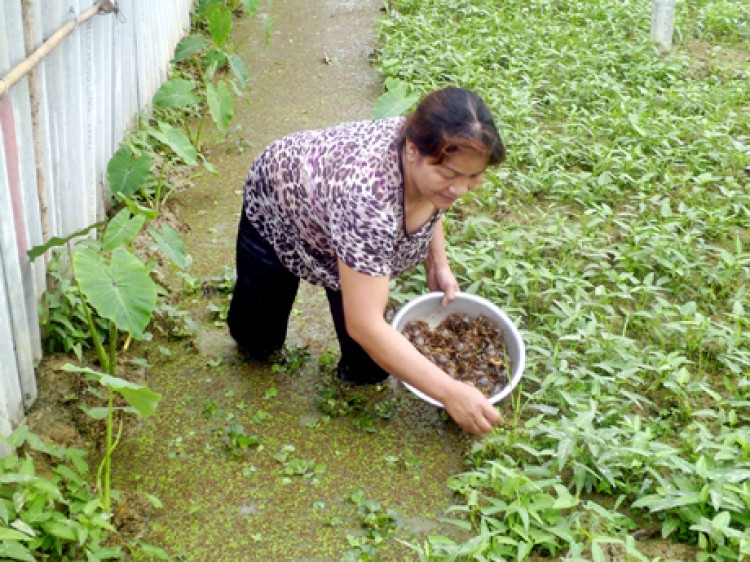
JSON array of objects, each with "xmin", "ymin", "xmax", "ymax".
[
  {"xmin": 172, "ymin": 34, "xmax": 210, "ymax": 63},
  {"xmin": 206, "ymin": 3, "xmax": 232, "ymax": 47},
  {"xmin": 107, "ymin": 146, "xmax": 153, "ymax": 198},
  {"xmin": 148, "ymin": 225, "xmax": 189, "ymax": 269},
  {"xmin": 98, "ymin": 375, "xmax": 161, "ymax": 419},
  {"xmin": 61, "ymin": 364, "xmax": 161, "ymax": 418},
  {"xmin": 372, "ymin": 80, "xmax": 419, "ymax": 119},
  {"xmin": 153, "ymin": 79, "xmax": 201, "ymax": 108},
  {"xmin": 228, "ymin": 53, "xmax": 248, "ymax": 88},
  {"xmin": 241, "ymin": 0, "xmax": 259, "ymax": 18},
  {"xmin": 150, "ymin": 123, "xmax": 198, "ymax": 166},
  {"xmin": 73, "ymin": 247, "xmax": 158, "ymax": 338},
  {"xmin": 206, "ymin": 80, "xmax": 234, "ymax": 132},
  {"xmin": 102, "ymin": 209, "xmax": 146, "ymax": 251}
]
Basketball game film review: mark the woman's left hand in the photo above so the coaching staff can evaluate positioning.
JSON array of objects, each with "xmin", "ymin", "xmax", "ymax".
[{"xmin": 427, "ymin": 263, "xmax": 459, "ymax": 306}]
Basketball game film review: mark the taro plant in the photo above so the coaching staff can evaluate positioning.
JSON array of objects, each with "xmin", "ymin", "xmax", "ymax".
[
  {"xmin": 26, "ymin": 207, "xmax": 187, "ymax": 512},
  {"xmin": 162, "ymin": 0, "xmax": 270, "ymax": 151}
]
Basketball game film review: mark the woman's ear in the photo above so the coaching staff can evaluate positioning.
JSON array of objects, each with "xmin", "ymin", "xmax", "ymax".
[{"xmin": 405, "ymin": 140, "xmax": 419, "ymax": 161}]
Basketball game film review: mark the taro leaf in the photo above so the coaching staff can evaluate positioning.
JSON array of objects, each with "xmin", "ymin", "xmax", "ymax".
[
  {"xmin": 172, "ymin": 34, "xmax": 210, "ymax": 63},
  {"xmin": 372, "ymin": 80, "xmax": 420, "ymax": 119},
  {"xmin": 153, "ymin": 78, "xmax": 201, "ymax": 108},
  {"xmin": 228, "ymin": 53, "xmax": 248, "ymax": 88},
  {"xmin": 206, "ymin": 3, "xmax": 232, "ymax": 47},
  {"xmin": 26, "ymin": 220, "xmax": 104, "ymax": 261},
  {"xmin": 206, "ymin": 80, "xmax": 234, "ymax": 132},
  {"xmin": 107, "ymin": 146, "xmax": 153, "ymax": 198},
  {"xmin": 102, "ymin": 209, "xmax": 146, "ymax": 252},
  {"xmin": 242, "ymin": 0, "xmax": 259, "ymax": 18},
  {"xmin": 149, "ymin": 123, "xmax": 198, "ymax": 166},
  {"xmin": 148, "ymin": 224, "xmax": 189, "ymax": 269},
  {"xmin": 73, "ymin": 247, "xmax": 157, "ymax": 338},
  {"xmin": 61, "ymin": 364, "xmax": 161, "ymax": 419}
]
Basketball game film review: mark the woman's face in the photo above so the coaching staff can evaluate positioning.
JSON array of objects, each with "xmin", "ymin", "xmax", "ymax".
[{"xmin": 404, "ymin": 141, "xmax": 489, "ymax": 211}]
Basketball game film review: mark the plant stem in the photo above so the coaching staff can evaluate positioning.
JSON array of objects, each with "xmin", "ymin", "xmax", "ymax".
[
  {"xmin": 103, "ymin": 388, "xmax": 114, "ymax": 513},
  {"xmin": 107, "ymin": 322, "xmax": 118, "ymax": 376},
  {"xmin": 68, "ymin": 243, "xmax": 110, "ymax": 373}
]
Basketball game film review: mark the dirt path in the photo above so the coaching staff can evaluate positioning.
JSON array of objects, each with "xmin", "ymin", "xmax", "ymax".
[{"xmin": 109, "ymin": 2, "xmax": 477, "ymax": 560}]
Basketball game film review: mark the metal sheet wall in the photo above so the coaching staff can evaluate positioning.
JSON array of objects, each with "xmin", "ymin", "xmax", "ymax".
[{"xmin": 0, "ymin": 0, "xmax": 193, "ymax": 454}]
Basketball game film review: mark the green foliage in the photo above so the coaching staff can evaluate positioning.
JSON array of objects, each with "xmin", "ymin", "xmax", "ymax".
[
  {"xmin": 0, "ymin": 426, "xmax": 168, "ymax": 561},
  {"xmin": 379, "ymin": 0, "xmax": 750, "ymax": 559},
  {"xmin": 372, "ymin": 77, "xmax": 420, "ymax": 119}
]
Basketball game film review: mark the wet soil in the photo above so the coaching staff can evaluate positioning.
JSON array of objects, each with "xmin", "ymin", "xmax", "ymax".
[{"xmin": 402, "ymin": 314, "xmax": 509, "ymax": 398}]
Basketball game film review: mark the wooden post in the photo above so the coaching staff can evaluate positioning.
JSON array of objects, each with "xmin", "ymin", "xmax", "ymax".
[{"xmin": 651, "ymin": 0, "xmax": 676, "ymax": 52}]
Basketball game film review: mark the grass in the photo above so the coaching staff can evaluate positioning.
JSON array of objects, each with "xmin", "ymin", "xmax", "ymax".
[{"xmin": 377, "ymin": 0, "xmax": 750, "ymax": 559}]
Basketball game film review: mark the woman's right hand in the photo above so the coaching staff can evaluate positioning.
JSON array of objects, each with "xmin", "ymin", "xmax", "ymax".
[{"xmin": 441, "ymin": 380, "xmax": 501, "ymax": 435}]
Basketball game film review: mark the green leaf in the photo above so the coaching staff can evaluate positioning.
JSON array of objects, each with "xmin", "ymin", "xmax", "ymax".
[
  {"xmin": 102, "ymin": 209, "xmax": 146, "ymax": 252},
  {"xmin": 153, "ymin": 79, "xmax": 201, "ymax": 108},
  {"xmin": 62, "ymin": 364, "xmax": 161, "ymax": 419},
  {"xmin": 0, "ymin": 529, "xmax": 34, "ymax": 542},
  {"xmin": 0, "ymin": 541, "xmax": 35, "ymax": 561},
  {"xmin": 43, "ymin": 520, "xmax": 77, "ymax": 541},
  {"xmin": 172, "ymin": 34, "xmax": 210, "ymax": 63},
  {"xmin": 150, "ymin": 123, "xmax": 198, "ymax": 166},
  {"xmin": 206, "ymin": 80, "xmax": 234, "ymax": 132},
  {"xmin": 204, "ymin": 47, "xmax": 227, "ymax": 77},
  {"xmin": 27, "ymin": 221, "xmax": 105, "ymax": 261},
  {"xmin": 206, "ymin": 3, "xmax": 232, "ymax": 47},
  {"xmin": 107, "ymin": 146, "xmax": 153, "ymax": 198},
  {"xmin": 73, "ymin": 247, "xmax": 158, "ymax": 338},
  {"xmin": 228, "ymin": 53, "xmax": 248, "ymax": 88},
  {"xmin": 148, "ymin": 225, "xmax": 189, "ymax": 269},
  {"xmin": 372, "ymin": 80, "xmax": 419, "ymax": 119},
  {"xmin": 137, "ymin": 542, "xmax": 171, "ymax": 559}
]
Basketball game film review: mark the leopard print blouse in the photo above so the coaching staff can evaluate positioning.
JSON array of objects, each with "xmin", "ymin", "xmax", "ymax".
[{"xmin": 242, "ymin": 117, "xmax": 442, "ymax": 291}]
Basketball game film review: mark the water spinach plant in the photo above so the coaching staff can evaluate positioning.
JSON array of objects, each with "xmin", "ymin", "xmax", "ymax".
[{"xmin": 377, "ymin": 0, "xmax": 750, "ymax": 559}]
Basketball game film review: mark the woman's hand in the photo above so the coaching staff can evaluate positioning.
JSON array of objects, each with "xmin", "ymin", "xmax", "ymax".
[
  {"xmin": 427, "ymin": 263, "xmax": 459, "ymax": 306},
  {"xmin": 441, "ymin": 380, "xmax": 501, "ymax": 434}
]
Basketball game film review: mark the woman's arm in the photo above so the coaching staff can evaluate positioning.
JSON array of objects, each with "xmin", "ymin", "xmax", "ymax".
[
  {"xmin": 425, "ymin": 218, "xmax": 459, "ymax": 306},
  {"xmin": 338, "ymin": 258, "xmax": 500, "ymax": 435}
]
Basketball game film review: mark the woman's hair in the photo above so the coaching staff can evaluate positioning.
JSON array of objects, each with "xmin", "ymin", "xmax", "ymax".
[{"xmin": 399, "ymin": 87, "xmax": 506, "ymax": 166}]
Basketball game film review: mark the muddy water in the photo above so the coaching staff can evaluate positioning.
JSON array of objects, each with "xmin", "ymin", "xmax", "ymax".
[{"xmin": 114, "ymin": 2, "xmax": 477, "ymax": 560}]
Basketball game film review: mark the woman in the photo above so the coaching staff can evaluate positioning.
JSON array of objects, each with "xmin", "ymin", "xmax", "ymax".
[{"xmin": 228, "ymin": 87, "xmax": 506, "ymax": 435}]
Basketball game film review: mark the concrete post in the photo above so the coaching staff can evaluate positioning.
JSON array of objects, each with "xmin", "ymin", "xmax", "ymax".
[{"xmin": 651, "ymin": 0, "xmax": 676, "ymax": 52}]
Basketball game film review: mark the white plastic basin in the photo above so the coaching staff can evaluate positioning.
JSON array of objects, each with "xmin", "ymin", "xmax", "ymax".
[{"xmin": 391, "ymin": 292, "xmax": 526, "ymax": 407}]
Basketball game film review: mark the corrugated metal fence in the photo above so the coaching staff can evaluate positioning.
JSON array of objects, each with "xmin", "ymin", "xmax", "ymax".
[{"xmin": 0, "ymin": 0, "xmax": 193, "ymax": 454}]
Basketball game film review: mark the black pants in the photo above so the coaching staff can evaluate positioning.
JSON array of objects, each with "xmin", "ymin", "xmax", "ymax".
[{"xmin": 227, "ymin": 209, "xmax": 389, "ymax": 385}]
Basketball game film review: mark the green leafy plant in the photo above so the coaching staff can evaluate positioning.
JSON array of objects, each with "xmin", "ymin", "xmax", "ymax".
[
  {"xmin": 26, "ymin": 208, "xmax": 184, "ymax": 512},
  {"xmin": 0, "ymin": 426, "xmax": 169, "ymax": 561}
]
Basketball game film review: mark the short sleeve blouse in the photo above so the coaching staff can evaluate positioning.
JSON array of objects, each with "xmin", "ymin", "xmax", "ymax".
[{"xmin": 242, "ymin": 117, "xmax": 442, "ymax": 291}]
